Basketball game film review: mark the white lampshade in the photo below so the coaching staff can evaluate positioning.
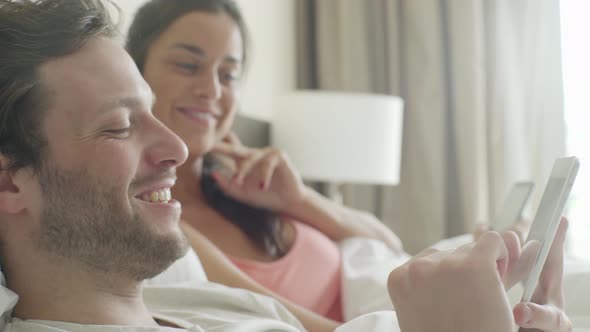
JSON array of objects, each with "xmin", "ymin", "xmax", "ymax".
[{"xmin": 271, "ymin": 90, "xmax": 404, "ymax": 185}]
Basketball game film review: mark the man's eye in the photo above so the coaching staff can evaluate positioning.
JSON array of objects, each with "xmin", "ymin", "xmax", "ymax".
[{"xmin": 105, "ymin": 127, "xmax": 131, "ymax": 137}]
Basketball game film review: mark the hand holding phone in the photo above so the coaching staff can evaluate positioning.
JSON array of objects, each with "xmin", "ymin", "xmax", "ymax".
[{"xmin": 520, "ymin": 156, "xmax": 579, "ymax": 302}]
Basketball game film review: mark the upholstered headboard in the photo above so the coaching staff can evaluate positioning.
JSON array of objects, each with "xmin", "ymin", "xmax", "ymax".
[{"xmin": 233, "ymin": 114, "xmax": 270, "ymax": 148}]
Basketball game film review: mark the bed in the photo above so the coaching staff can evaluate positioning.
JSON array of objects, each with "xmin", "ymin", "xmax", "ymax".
[{"xmin": 340, "ymin": 236, "xmax": 590, "ymax": 330}]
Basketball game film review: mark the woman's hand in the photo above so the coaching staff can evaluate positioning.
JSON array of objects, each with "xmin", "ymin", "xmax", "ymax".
[
  {"xmin": 210, "ymin": 133, "xmax": 405, "ymax": 253},
  {"xmin": 209, "ymin": 132, "xmax": 308, "ymax": 213}
]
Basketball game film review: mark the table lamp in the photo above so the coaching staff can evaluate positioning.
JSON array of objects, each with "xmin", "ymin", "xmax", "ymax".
[{"xmin": 271, "ymin": 90, "xmax": 404, "ymax": 200}]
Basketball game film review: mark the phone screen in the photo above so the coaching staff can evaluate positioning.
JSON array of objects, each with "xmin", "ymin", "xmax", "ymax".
[
  {"xmin": 526, "ymin": 178, "xmax": 566, "ymax": 243},
  {"xmin": 494, "ymin": 182, "xmax": 534, "ymax": 232},
  {"xmin": 520, "ymin": 157, "xmax": 579, "ymax": 302}
]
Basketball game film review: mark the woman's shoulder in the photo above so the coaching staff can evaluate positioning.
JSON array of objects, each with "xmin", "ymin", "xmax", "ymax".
[{"xmin": 282, "ymin": 219, "xmax": 339, "ymax": 254}]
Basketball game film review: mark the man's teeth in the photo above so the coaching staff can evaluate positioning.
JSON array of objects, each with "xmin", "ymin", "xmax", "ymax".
[{"xmin": 141, "ymin": 188, "xmax": 171, "ymax": 203}]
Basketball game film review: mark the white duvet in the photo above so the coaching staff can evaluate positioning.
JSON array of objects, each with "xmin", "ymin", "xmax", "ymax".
[
  {"xmin": 1, "ymin": 237, "xmax": 588, "ymax": 331},
  {"xmin": 340, "ymin": 235, "xmax": 590, "ymax": 331},
  {"xmin": 145, "ymin": 238, "xmax": 590, "ymax": 331}
]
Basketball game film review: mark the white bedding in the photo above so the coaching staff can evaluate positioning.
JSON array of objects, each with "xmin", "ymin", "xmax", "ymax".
[
  {"xmin": 146, "ymin": 239, "xmax": 590, "ymax": 331},
  {"xmin": 340, "ymin": 236, "xmax": 590, "ymax": 330},
  {"xmin": 1, "ymin": 238, "xmax": 587, "ymax": 331}
]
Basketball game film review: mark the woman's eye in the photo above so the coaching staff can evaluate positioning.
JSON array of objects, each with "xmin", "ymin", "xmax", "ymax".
[
  {"xmin": 220, "ymin": 72, "xmax": 239, "ymax": 84},
  {"xmin": 174, "ymin": 62, "xmax": 199, "ymax": 74}
]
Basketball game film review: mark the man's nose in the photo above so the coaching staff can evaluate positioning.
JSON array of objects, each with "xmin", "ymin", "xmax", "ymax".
[{"xmin": 144, "ymin": 116, "xmax": 189, "ymax": 170}]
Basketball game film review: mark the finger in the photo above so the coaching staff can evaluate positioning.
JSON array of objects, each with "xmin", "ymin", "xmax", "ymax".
[
  {"xmin": 234, "ymin": 151, "xmax": 266, "ymax": 185},
  {"xmin": 259, "ymin": 153, "xmax": 281, "ymax": 190},
  {"xmin": 223, "ymin": 131, "xmax": 243, "ymax": 146},
  {"xmin": 506, "ymin": 239, "xmax": 540, "ymax": 290},
  {"xmin": 542, "ymin": 217, "xmax": 568, "ymax": 276},
  {"xmin": 533, "ymin": 217, "xmax": 569, "ymax": 306},
  {"xmin": 473, "ymin": 231, "xmax": 510, "ymax": 278},
  {"xmin": 413, "ymin": 247, "xmax": 440, "ymax": 259},
  {"xmin": 210, "ymin": 170, "xmax": 238, "ymax": 196},
  {"xmin": 510, "ymin": 218, "xmax": 532, "ymax": 243},
  {"xmin": 449, "ymin": 241, "xmax": 476, "ymax": 256},
  {"xmin": 411, "ymin": 248, "xmax": 454, "ymax": 266},
  {"xmin": 500, "ymin": 230, "xmax": 523, "ymax": 289},
  {"xmin": 501, "ymin": 230, "xmax": 522, "ymax": 266},
  {"xmin": 473, "ymin": 222, "xmax": 492, "ymax": 240},
  {"xmin": 514, "ymin": 302, "xmax": 572, "ymax": 332},
  {"xmin": 211, "ymin": 141, "xmax": 250, "ymax": 159}
]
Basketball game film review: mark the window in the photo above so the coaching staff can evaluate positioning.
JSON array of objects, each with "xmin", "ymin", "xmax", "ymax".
[{"xmin": 560, "ymin": 0, "xmax": 590, "ymax": 259}]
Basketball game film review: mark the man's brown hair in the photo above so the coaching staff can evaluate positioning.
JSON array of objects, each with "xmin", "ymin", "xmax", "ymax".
[{"xmin": 0, "ymin": 0, "xmax": 118, "ymax": 172}]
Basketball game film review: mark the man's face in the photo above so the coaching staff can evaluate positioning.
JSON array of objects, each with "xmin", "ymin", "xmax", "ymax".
[{"xmin": 28, "ymin": 37, "xmax": 189, "ymax": 279}]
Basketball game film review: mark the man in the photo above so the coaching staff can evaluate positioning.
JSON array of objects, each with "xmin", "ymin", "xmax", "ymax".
[{"xmin": 0, "ymin": 0, "xmax": 573, "ymax": 331}]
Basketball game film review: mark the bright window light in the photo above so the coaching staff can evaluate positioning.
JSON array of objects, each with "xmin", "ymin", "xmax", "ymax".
[{"xmin": 560, "ymin": 0, "xmax": 590, "ymax": 259}]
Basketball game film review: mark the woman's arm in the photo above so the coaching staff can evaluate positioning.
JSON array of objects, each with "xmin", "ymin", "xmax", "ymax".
[
  {"xmin": 180, "ymin": 223, "xmax": 340, "ymax": 332},
  {"xmin": 282, "ymin": 187, "xmax": 404, "ymax": 254}
]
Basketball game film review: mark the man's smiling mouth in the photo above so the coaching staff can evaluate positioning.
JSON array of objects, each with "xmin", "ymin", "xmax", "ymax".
[{"xmin": 137, "ymin": 187, "xmax": 172, "ymax": 203}]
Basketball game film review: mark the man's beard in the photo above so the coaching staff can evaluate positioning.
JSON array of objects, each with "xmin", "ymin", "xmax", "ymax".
[{"xmin": 35, "ymin": 163, "xmax": 189, "ymax": 281}]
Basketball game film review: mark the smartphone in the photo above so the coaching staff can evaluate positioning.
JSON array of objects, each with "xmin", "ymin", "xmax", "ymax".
[
  {"xmin": 493, "ymin": 182, "xmax": 535, "ymax": 232},
  {"xmin": 521, "ymin": 156, "xmax": 579, "ymax": 302}
]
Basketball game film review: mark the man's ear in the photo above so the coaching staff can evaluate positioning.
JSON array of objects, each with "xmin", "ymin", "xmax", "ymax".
[{"xmin": 0, "ymin": 155, "xmax": 25, "ymax": 214}]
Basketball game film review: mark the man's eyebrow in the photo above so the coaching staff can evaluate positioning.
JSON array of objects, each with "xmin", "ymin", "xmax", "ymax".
[
  {"xmin": 170, "ymin": 42, "xmax": 242, "ymax": 65},
  {"xmin": 100, "ymin": 92, "xmax": 156, "ymax": 114}
]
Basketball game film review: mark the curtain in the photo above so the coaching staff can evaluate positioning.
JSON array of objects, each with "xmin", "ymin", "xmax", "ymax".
[{"xmin": 297, "ymin": 0, "xmax": 565, "ymax": 253}]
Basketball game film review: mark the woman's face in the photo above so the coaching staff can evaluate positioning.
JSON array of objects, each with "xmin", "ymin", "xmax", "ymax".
[{"xmin": 142, "ymin": 12, "xmax": 243, "ymax": 157}]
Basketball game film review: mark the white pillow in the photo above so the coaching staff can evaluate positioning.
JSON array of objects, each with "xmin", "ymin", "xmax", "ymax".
[
  {"xmin": 0, "ymin": 265, "xmax": 18, "ymax": 331},
  {"xmin": 146, "ymin": 248, "xmax": 208, "ymax": 286}
]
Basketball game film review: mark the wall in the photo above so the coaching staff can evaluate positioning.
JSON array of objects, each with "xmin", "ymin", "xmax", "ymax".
[
  {"xmin": 237, "ymin": 0, "xmax": 297, "ymax": 121},
  {"xmin": 112, "ymin": 0, "xmax": 296, "ymax": 121},
  {"xmin": 111, "ymin": 1, "xmax": 145, "ymax": 35}
]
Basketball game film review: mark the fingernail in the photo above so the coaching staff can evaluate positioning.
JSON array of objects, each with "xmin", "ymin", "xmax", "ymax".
[
  {"xmin": 522, "ymin": 305, "xmax": 533, "ymax": 324},
  {"xmin": 211, "ymin": 171, "xmax": 223, "ymax": 181}
]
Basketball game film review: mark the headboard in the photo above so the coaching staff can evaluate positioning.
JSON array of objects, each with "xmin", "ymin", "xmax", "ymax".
[{"xmin": 232, "ymin": 113, "xmax": 270, "ymax": 148}]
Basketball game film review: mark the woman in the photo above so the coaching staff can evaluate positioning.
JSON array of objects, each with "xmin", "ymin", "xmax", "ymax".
[
  {"xmin": 126, "ymin": 1, "xmax": 403, "ymax": 330},
  {"xmin": 124, "ymin": 1, "xmax": 574, "ymax": 331}
]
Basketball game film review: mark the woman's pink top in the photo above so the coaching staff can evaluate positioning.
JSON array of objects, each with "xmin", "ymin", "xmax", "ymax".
[{"xmin": 228, "ymin": 221, "xmax": 343, "ymax": 322}]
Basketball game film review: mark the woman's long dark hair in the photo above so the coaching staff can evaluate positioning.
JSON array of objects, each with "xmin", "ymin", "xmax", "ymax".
[
  {"xmin": 126, "ymin": 0, "xmax": 287, "ymax": 258},
  {"xmin": 201, "ymin": 155, "xmax": 288, "ymax": 257}
]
